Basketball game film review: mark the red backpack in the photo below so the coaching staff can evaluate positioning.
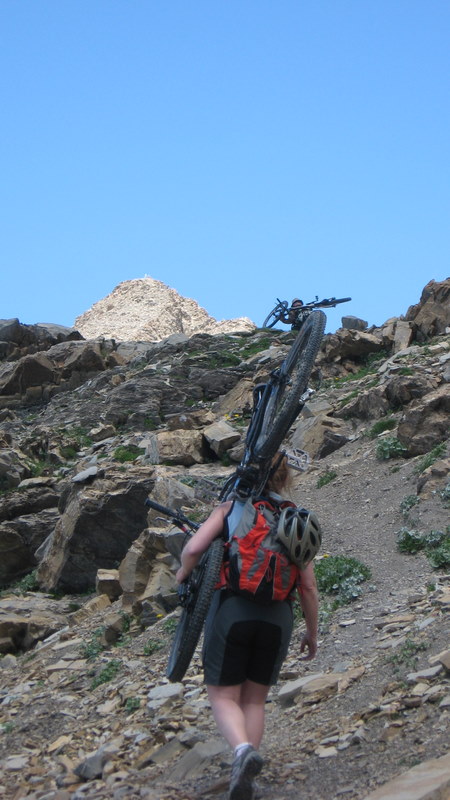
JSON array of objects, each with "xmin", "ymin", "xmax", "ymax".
[{"xmin": 219, "ymin": 496, "xmax": 299, "ymax": 604}]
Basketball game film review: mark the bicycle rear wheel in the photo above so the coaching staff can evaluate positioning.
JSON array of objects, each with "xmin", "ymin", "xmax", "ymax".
[
  {"xmin": 262, "ymin": 301, "xmax": 288, "ymax": 328},
  {"xmin": 254, "ymin": 310, "xmax": 326, "ymax": 460},
  {"xmin": 166, "ymin": 537, "xmax": 224, "ymax": 682}
]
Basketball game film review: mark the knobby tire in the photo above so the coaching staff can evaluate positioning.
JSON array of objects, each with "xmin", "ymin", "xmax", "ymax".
[
  {"xmin": 166, "ymin": 537, "xmax": 224, "ymax": 682},
  {"xmin": 254, "ymin": 310, "xmax": 326, "ymax": 460},
  {"xmin": 262, "ymin": 301, "xmax": 288, "ymax": 328},
  {"xmin": 321, "ymin": 296, "xmax": 351, "ymax": 307}
]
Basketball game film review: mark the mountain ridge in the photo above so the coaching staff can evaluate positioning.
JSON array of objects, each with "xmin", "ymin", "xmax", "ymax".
[{"xmin": 74, "ymin": 277, "xmax": 255, "ymax": 341}]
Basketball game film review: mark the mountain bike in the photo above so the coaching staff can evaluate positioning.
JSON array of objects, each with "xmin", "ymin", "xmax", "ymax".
[
  {"xmin": 145, "ymin": 497, "xmax": 224, "ymax": 682},
  {"xmin": 219, "ymin": 303, "xmax": 332, "ymax": 499},
  {"xmin": 148, "ymin": 295, "xmax": 349, "ymax": 681},
  {"xmin": 262, "ymin": 295, "xmax": 351, "ymax": 330}
]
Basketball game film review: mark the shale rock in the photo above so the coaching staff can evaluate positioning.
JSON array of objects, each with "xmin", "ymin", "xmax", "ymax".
[
  {"xmin": 416, "ymin": 458, "xmax": 450, "ymax": 498},
  {"xmin": 36, "ymin": 468, "xmax": 155, "ymax": 592},
  {"xmin": 0, "ymin": 509, "xmax": 60, "ymax": 587},
  {"xmin": 146, "ymin": 429, "xmax": 206, "ymax": 466},
  {"xmin": 0, "ymin": 278, "xmax": 449, "ymax": 800},
  {"xmin": 0, "ymin": 318, "xmax": 82, "ymax": 361},
  {"xmin": 405, "ymin": 277, "xmax": 450, "ymax": 340},
  {"xmin": 397, "ymin": 386, "xmax": 450, "ymax": 456},
  {"xmin": 202, "ymin": 420, "xmax": 241, "ymax": 457}
]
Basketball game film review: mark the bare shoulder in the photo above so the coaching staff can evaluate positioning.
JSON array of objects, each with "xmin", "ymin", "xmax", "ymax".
[{"xmin": 209, "ymin": 500, "xmax": 233, "ymax": 519}]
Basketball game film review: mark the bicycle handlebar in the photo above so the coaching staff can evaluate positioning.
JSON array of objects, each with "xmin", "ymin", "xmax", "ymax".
[{"xmin": 145, "ymin": 497, "xmax": 200, "ymax": 531}]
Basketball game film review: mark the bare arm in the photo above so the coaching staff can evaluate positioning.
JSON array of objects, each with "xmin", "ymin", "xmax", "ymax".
[
  {"xmin": 175, "ymin": 501, "xmax": 232, "ymax": 584},
  {"xmin": 297, "ymin": 562, "xmax": 319, "ymax": 660}
]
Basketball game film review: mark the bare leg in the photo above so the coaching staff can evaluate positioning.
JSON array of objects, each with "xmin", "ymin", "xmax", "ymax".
[
  {"xmin": 207, "ymin": 681, "xmax": 270, "ymax": 749},
  {"xmin": 240, "ymin": 680, "xmax": 270, "ymax": 748}
]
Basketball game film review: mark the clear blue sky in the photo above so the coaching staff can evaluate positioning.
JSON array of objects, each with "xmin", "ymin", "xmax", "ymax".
[{"xmin": 1, "ymin": 1, "xmax": 449, "ymax": 334}]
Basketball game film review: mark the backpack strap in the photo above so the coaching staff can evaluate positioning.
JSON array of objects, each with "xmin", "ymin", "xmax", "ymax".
[{"xmin": 223, "ymin": 498, "xmax": 246, "ymax": 541}]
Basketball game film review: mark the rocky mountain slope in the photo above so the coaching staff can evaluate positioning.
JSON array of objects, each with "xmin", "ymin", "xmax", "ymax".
[
  {"xmin": 74, "ymin": 278, "xmax": 255, "ymax": 341},
  {"xmin": 0, "ymin": 277, "xmax": 449, "ymax": 800}
]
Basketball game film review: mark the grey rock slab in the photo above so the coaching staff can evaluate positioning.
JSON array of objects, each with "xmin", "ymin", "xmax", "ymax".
[
  {"xmin": 276, "ymin": 672, "xmax": 325, "ymax": 705},
  {"xmin": 361, "ymin": 751, "xmax": 450, "ymax": 800},
  {"xmin": 73, "ymin": 739, "xmax": 123, "ymax": 780},
  {"xmin": 135, "ymin": 736, "xmax": 187, "ymax": 767},
  {"xmin": 406, "ymin": 665, "xmax": 443, "ymax": 683},
  {"xmin": 167, "ymin": 738, "xmax": 227, "ymax": 781},
  {"xmin": 72, "ymin": 466, "xmax": 101, "ymax": 483},
  {"xmin": 146, "ymin": 681, "xmax": 184, "ymax": 711}
]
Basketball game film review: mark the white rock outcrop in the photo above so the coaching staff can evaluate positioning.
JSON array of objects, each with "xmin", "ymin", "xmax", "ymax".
[{"xmin": 74, "ymin": 277, "xmax": 255, "ymax": 341}]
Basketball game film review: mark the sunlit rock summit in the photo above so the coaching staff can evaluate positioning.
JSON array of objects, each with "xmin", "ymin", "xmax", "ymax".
[{"xmin": 74, "ymin": 277, "xmax": 255, "ymax": 341}]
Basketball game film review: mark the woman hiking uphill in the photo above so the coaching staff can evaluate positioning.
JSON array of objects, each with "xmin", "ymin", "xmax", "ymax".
[{"xmin": 176, "ymin": 454, "xmax": 320, "ymax": 800}]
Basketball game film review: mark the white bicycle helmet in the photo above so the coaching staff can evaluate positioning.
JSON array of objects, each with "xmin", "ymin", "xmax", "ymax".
[{"xmin": 276, "ymin": 507, "xmax": 322, "ymax": 568}]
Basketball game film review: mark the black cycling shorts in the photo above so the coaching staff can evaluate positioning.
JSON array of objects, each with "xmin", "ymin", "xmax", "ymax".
[{"xmin": 202, "ymin": 590, "xmax": 294, "ymax": 686}]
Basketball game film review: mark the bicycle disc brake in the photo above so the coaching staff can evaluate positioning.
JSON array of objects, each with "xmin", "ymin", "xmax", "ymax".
[{"xmin": 177, "ymin": 578, "xmax": 199, "ymax": 612}]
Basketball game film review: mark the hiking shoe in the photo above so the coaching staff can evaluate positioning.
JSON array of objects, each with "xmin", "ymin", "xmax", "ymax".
[
  {"xmin": 252, "ymin": 781, "xmax": 261, "ymax": 799},
  {"xmin": 229, "ymin": 745, "xmax": 263, "ymax": 800}
]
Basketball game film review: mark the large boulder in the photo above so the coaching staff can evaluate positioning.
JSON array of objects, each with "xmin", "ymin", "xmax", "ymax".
[
  {"xmin": 316, "ymin": 328, "xmax": 384, "ymax": 377},
  {"xmin": 319, "ymin": 329, "xmax": 385, "ymax": 365},
  {"xmin": 384, "ymin": 374, "xmax": 439, "ymax": 408},
  {"xmin": 188, "ymin": 366, "xmax": 246, "ymax": 400},
  {"xmin": 214, "ymin": 377, "xmax": 254, "ymax": 418},
  {"xmin": 36, "ymin": 467, "xmax": 155, "ymax": 592},
  {"xmin": 397, "ymin": 386, "xmax": 450, "ymax": 455},
  {"xmin": 334, "ymin": 385, "xmax": 390, "ymax": 421},
  {"xmin": 0, "ymin": 353, "xmax": 55, "ymax": 405},
  {"xmin": 0, "ymin": 509, "xmax": 60, "ymax": 588},
  {"xmin": 0, "ymin": 341, "xmax": 112, "ymax": 407},
  {"xmin": 341, "ymin": 316, "xmax": 368, "ymax": 331},
  {"xmin": 146, "ymin": 430, "xmax": 207, "ymax": 466},
  {"xmin": 405, "ymin": 278, "xmax": 450, "ymax": 341},
  {"xmin": 0, "ymin": 447, "xmax": 33, "ymax": 489},
  {"xmin": 333, "ymin": 365, "xmax": 440, "ymax": 423},
  {"xmin": 392, "ymin": 320, "xmax": 414, "ymax": 352},
  {"xmin": 0, "ymin": 481, "xmax": 60, "ymax": 523},
  {"xmin": 118, "ymin": 528, "xmax": 176, "ymax": 613},
  {"xmin": 0, "ymin": 611, "xmax": 65, "ymax": 654},
  {"xmin": 0, "ymin": 318, "xmax": 83, "ymax": 362},
  {"xmin": 48, "ymin": 340, "xmax": 107, "ymax": 379},
  {"xmin": 0, "ymin": 594, "xmax": 69, "ymax": 653},
  {"xmin": 291, "ymin": 412, "xmax": 351, "ymax": 459},
  {"xmin": 103, "ymin": 372, "xmax": 183, "ymax": 429},
  {"xmin": 165, "ymin": 408, "xmax": 215, "ymax": 430},
  {"xmin": 416, "ymin": 458, "xmax": 450, "ymax": 499},
  {"xmin": 202, "ymin": 420, "xmax": 241, "ymax": 457}
]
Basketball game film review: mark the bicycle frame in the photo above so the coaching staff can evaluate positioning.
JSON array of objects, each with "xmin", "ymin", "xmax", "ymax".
[{"xmin": 219, "ymin": 372, "xmax": 314, "ymax": 501}]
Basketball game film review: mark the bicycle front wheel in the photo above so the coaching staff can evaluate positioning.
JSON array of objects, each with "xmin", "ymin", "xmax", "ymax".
[
  {"xmin": 254, "ymin": 310, "xmax": 326, "ymax": 460},
  {"xmin": 320, "ymin": 296, "xmax": 352, "ymax": 308},
  {"xmin": 166, "ymin": 537, "xmax": 224, "ymax": 682},
  {"xmin": 262, "ymin": 301, "xmax": 288, "ymax": 328}
]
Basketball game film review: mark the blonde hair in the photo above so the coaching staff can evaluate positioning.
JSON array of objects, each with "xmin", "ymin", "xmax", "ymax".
[{"xmin": 264, "ymin": 452, "xmax": 292, "ymax": 495}]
